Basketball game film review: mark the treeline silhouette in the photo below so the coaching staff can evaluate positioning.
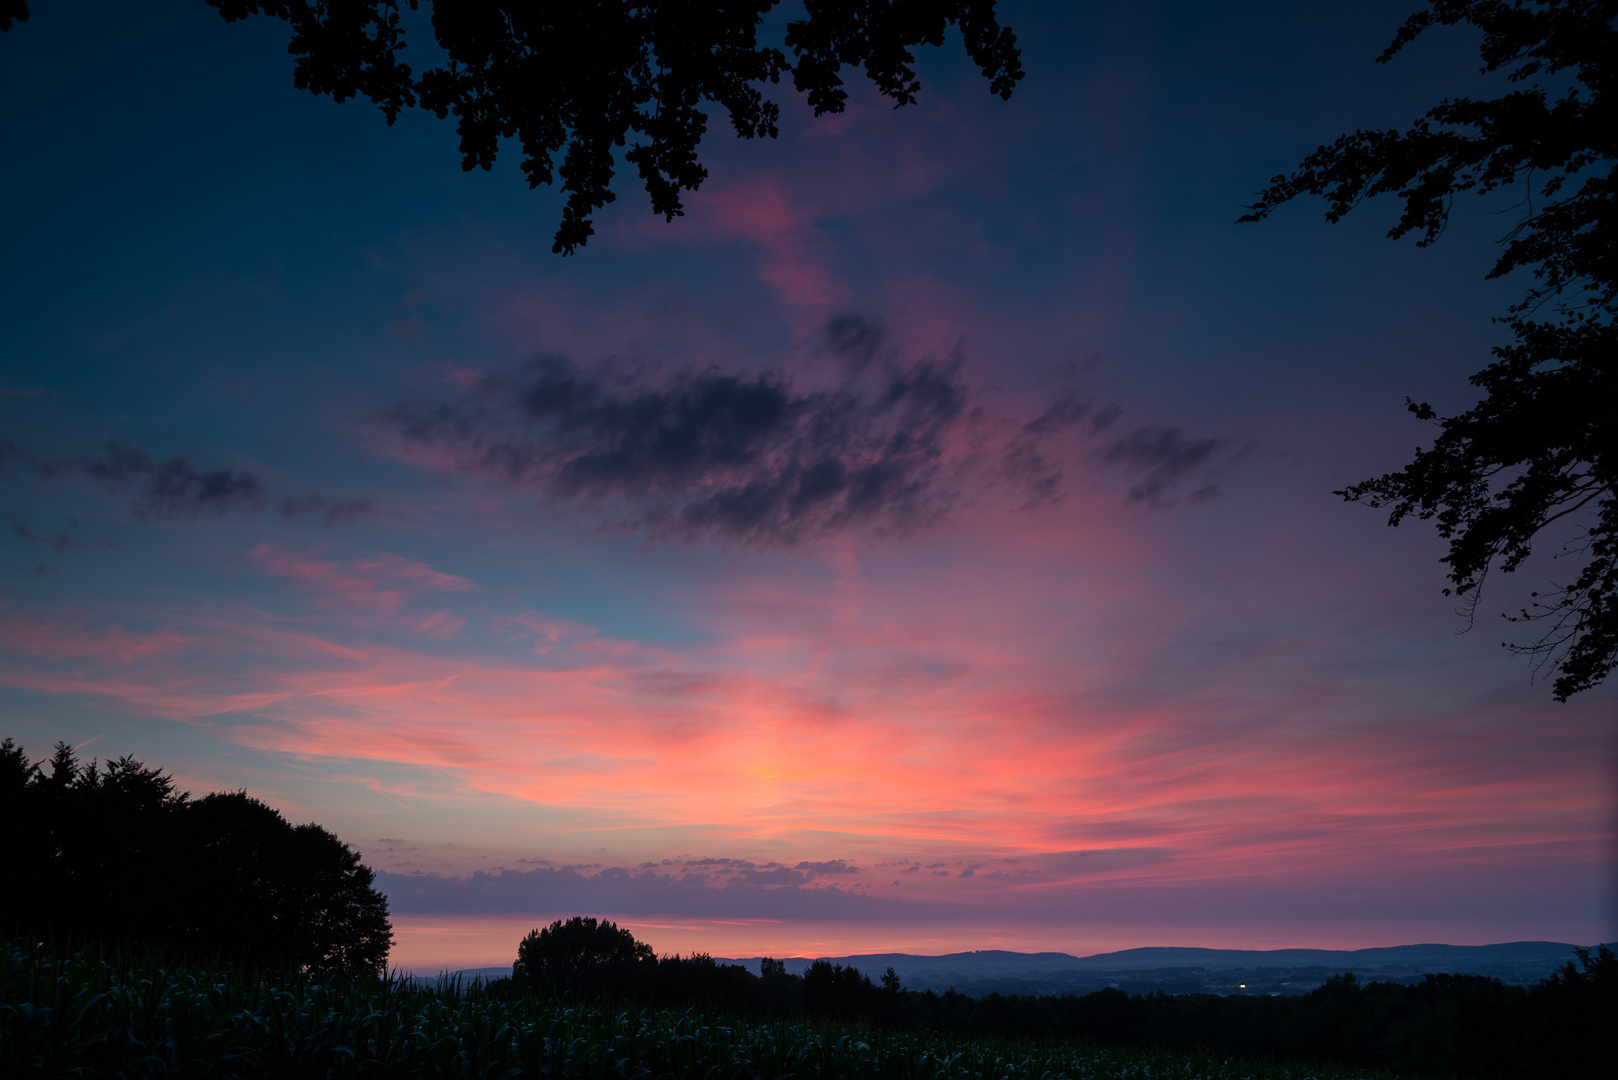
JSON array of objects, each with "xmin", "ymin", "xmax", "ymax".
[
  {"xmin": 505, "ymin": 918, "xmax": 1614, "ymax": 1080},
  {"xmin": 1, "ymin": 738, "xmax": 391, "ymax": 974}
]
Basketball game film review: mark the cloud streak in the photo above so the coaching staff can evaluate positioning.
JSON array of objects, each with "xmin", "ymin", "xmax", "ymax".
[
  {"xmin": 378, "ymin": 865, "xmax": 947, "ymax": 920},
  {"xmin": 251, "ymin": 545, "xmax": 477, "ymax": 620},
  {"xmin": 280, "ymin": 493, "xmax": 377, "ymax": 527},
  {"xmin": 1101, "ymin": 427, "xmax": 1229, "ymax": 506},
  {"xmin": 0, "ymin": 438, "xmax": 376, "ymax": 529},
  {"xmin": 75, "ymin": 441, "xmax": 267, "ymax": 520}
]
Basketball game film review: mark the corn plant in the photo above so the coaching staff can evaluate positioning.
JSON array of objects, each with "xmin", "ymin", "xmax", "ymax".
[{"xmin": 0, "ymin": 941, "xmax": 1414, "ymax": 1079}]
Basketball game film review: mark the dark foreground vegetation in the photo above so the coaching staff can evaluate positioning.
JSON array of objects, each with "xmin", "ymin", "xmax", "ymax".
[
  {"xmin": 3, "ymin": 737, "xmax": 1610, "ymax": 1079},
  {"xmin": 0, "ymin": 939, "xmax": 1413, "ymax": 1080},
  {"xmin": 508, "ymin": 918, "xmax": 1615, "ymax": 1080}
]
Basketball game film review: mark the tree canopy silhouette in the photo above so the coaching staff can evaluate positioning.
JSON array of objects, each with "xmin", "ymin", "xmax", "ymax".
[
  {"xmin": 513, "ymin": 915, "xmax": 655, "ymax": 996},
  {"xmin": 1241, "ymin": 0, "xmax": 1616, "ymax": 700},
  {"xmin": 0, "ymin": 737, "xmax": 392, "ymax": 974},
  {"xmin": 0, "ymin": 1, "xmax": 1020, "ymax": 253}
]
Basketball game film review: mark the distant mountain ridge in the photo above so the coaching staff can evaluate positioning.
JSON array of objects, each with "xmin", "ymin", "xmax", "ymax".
[
  {"xmin": 713, "ymin": 940, "xmax": 1605, "ymax": 995},
  {"xmin": 429, "ymin": 940, "xmax": 1607, "ymax": 996},
  {"xmin": 768, "ymin": 940, "xmax": 1586, "ymax": 974}
]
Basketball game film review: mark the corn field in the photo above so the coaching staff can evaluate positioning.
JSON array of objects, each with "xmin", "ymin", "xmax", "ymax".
[{"xmin": 0, "ymin": 942, "xmax": 1409, "ymax": 1079}]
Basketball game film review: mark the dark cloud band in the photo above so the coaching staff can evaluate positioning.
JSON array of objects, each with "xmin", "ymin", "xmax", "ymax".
[
  {"xmin": 388, "ymin": 331, "xmax": 969, "ymax": 545},
  {"xmin": 68, "ymin": 441, "xmax": 267, "ymax": 520},
  {"xmin": 383, "ymin": 315, "xmax": 1236, "ymax": 543},
  {"xmin": 2, "ymin": 437, "xmax": 373, "ymax": 527},
  {"xmin": 376, "ymin": 864, "xmax": 952, "ymax": 921}
]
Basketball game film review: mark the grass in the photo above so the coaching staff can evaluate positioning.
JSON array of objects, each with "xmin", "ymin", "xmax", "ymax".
[{"xmin": 0, "ymin": 941, "xmax": 1413, "ymax": 1079}]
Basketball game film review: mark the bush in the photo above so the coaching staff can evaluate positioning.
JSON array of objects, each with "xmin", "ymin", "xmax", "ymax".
[{"xmin": 513, "ymin": 916, "xmax": 654, "ymax": 997}]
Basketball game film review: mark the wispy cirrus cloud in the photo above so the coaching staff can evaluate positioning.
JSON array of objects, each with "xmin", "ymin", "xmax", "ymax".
[
  {"xmin": 0, "ymin": 607, "xmax": 191, "ymax": 664},
  {"xmin": 251, "ymin": 544, "xmax": 476, "ymax": 622},
  {"xmin": 1101, "ymin": 426, "xmax": 1232, "ymax": 507},
  {"xmin": 678, "ymin": 178, "xmax": 850, "ymax": 309},
  {"xmin": 279, "ymin": 493, "xmax": 377, "ymax": 527}
]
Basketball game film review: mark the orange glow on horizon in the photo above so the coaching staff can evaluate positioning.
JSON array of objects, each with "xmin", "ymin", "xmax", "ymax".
[{"xmin": 2, "ymin": 514, "xmax": 1611, "ymax": 949}]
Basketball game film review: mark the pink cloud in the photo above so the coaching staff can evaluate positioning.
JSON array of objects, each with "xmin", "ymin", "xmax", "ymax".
[
  {"xmin": 672, "ymin": 178, "xmax": 849, "ymax": 310},
  {"xmin": 251, "ymin": 544, "xmax": 476, "ymax": 618},
  {"xmin": 1, "ymin": 514, "xmax": 1608, "ymax": 936},
  {"xmin": 0, "ymin": 607, "xmax": 190, "ymax": 663},
  {"xmin": 489, "ymin": 612, "xmax": 597, "ymax": 654},
  {"xmin": 413, "ymin": 611, "xmax": 467, "ymax": 640}
]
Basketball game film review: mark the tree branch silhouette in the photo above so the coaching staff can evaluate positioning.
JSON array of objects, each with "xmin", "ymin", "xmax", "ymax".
[
  {"xmin": 1241, "ymin": 0, "xmax": 1616, "ymax": 700},
  {"xmin": 196, "ymin": 1, "xmax": 1022, "ymax": 253}
]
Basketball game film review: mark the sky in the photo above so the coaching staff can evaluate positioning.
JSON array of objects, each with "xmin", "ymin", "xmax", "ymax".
[{"xmin": 1, "ymin": 1, "xmax": 1613, "ymax": 973}]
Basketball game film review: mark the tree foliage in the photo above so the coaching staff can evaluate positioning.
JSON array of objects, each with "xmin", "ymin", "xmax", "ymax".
[
  {"xmin": 1240, "ymin": 0, "xmax": 1617, "ymax": 700},
  {"xmin": 513, "ymin": 915, "xmax": 655, "ymax": 996},
  {"xmin": 0, "ymin": 737, "xmax": 392, "ymax": 975},
  {"xmin": 182, "ymin": 1, "xmax": 1023, "ymax": 254}
]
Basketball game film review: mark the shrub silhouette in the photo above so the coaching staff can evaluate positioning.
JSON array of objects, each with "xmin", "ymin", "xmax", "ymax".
[{"xmin": 513, "ymin": 916, "xmax": 655, "ymax": 997}]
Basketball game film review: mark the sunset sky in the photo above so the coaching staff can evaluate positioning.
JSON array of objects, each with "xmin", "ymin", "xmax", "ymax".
[{"xmin": 2, "ymin": 1, "xmax": 1612, "ymax": 972}]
